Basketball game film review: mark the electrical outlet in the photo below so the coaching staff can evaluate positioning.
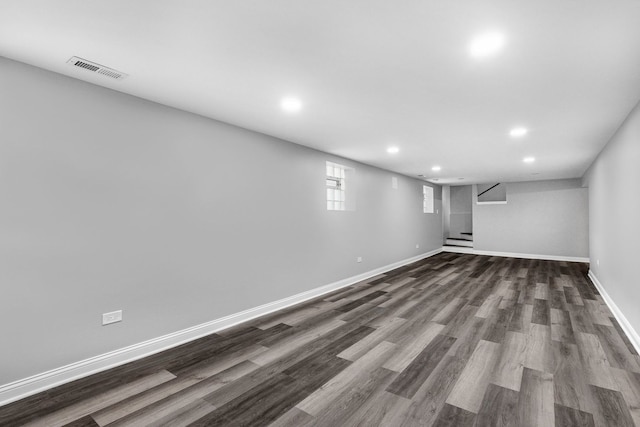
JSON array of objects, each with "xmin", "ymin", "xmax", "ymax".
[
  {"xmin": 356, "ymin": 257, "xmax": 363, "ymax": 263},
  {"xmin": 596, "ymin": 259, "xmax": 600, "ymax": 266},
  {"xmin": 416, "ymin": 244, "xmax": 420, "ymax": 249},
  {"xmin": 102, "ymin": 310, "xmax": 122, "ymax": 326}
]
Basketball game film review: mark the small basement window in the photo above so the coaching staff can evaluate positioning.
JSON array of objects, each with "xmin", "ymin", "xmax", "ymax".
[
  {"xmin": 326, "ymin": 161, "xmax": 354, "ymax": 211},
  {"xmin": 423, "ymin": 185, "xmax": 434, "ymax": 213}
]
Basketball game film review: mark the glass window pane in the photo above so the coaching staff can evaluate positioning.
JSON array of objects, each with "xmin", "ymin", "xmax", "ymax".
[
  {"xmin": 423, "ymin": 186, "xmax": 434, "ymax": 213},
  {"xmin": 326, "ymin": 162, "xmax": 352, "ymax": 211}
]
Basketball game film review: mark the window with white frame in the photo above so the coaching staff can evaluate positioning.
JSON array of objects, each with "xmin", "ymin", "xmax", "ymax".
[
  {"xmin": 423, "ymin": 185, "xmax": 434, "ymax": 213},
  {"xmin": 326, "ymin": 162, "xmax": 346, "ymax": 210}
]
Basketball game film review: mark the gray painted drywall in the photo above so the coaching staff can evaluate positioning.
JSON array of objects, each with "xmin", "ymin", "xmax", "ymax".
[
  {"xmin": 450, "ymin": 185, "xmax": 472, "ymax": 213},
  {"xmin": 449, "ymin": 185, "xmax": 472, "ymax": 239},
  {"xmin": 583, "ymin": 100, "xmax": 640, "ymax": 335},
  {"xmin": 0, "ymin": 57, "xmax": 442, "ymax": 385},
  {"xmin": 473, "ymin": 179, "xmax": 588, "ymax": 257},
  {"xmin": 442, "ymin": 185, "xmax": 450, "ymax": 241}
]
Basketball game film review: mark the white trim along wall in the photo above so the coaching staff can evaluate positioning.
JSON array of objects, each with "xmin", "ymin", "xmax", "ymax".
[
  {"xmin": 5, "ymin": 248, "xmax": 640, "ymax": 408},
  {"xmin": 442, "ymin": 246, "xmax": 589, "ymax": 263},
  {"xmin": 587, "ymin": 271, "xmax": 640, "ymax": 355},
  {"xmin": 0, "ymin": 249, "xmax": 442, "ymax": 406}
]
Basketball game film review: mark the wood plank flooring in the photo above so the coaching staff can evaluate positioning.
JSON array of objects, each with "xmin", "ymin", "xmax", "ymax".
[{"xmin": 1, "ymin": 252, "xmax": 639, "ymax": 426}]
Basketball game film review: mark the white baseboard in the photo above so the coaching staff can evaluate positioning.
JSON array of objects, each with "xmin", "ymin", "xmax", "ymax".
[
  {"xmin": 0, "ymin": 248, "xmax": 443, "ymax": 407},
  {"xmin": 587, "ymin": 271, "xmax": 640, "ymax": 355},
  {"xmin": 442, "ymin": 247, "xmax": 589, "ymax": 263}
]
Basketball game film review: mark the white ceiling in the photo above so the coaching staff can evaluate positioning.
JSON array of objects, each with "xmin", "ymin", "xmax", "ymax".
[{"xmin": 2, "ymin": 0, "xmax": 640, "ymax": 184}]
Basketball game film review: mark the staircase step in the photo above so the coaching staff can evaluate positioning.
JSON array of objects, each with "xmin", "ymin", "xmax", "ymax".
[
  {"xmin": 445, "ymin": 238, "xmax": 473, "ymax": 248},
  {"xmin": 447, "ymin": 237, "xmax": 473, "ymax": 242}
]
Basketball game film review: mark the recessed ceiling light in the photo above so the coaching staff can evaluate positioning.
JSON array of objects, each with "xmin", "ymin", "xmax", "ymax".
[
  {"xmin": 469, "ymin": 31, "xmax": 506, "ymax": 58},
  {"xmin": 509, "ymin": 127, "xmax": 528, "ymax": 137},
  {"xmin": 432, "ymin": 166, "xmax": 441, "ymax": 172},
  {"xmin": 523, "ymin": 157, "xmax": 535, "ymax": 163},
  {"xmin": 387, "ymin": 146, "xmax": 399, "ymax": 154},
  {"xmin": 281, "ymin": 97, "xmax": 302, "ymax": 113}
]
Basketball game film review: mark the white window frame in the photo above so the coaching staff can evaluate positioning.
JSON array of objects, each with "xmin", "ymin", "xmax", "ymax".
[
  {"xmin": 326, "ymin": 161, "xmax": 355, "ymax": 211},
  {"xmin": 423, "ymin": 185, "xmax": 434, "ymax": 213},
  {"xmin": 326, "ymin": 162, "xmax": 346, "ymax": 211}
]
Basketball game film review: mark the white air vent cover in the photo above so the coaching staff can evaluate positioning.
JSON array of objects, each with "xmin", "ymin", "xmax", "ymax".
[{"xmin": 66, "ymin": 57, "xmax": 128, "ymax": 80}]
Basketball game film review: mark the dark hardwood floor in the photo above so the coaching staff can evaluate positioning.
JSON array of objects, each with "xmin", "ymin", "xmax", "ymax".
[{"xmin": 1, "ymin": 252, "xmax": 639, "ymax": 426}]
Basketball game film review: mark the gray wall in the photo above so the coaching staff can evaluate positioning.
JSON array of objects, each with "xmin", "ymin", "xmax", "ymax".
[
  {"xmin": 0, "ymin": 57, "xmax": 442, "ymax": 385},
  {"xmin": 442, "ymin": 185, "xmax": 450, "ymax": 241},
  {"xmin": 448, "ymin": 185, "xmax": 472, "ymax": 239},
  {"xmin": 583, "ymin": 100, "xmax": 640, "ymax": 333},
  {"xmin": 473, "ymin": 179, "xmax": 589, "ymax": 258}
]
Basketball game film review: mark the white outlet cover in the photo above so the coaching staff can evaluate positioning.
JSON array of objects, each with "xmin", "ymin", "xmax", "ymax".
[
  {"xmin": 102, "ymin": 310, "xmax": 123, "ymax": 325},
  {"xmin": 357, "ymin": 257, "xmax": 363, "ymax": 263}
]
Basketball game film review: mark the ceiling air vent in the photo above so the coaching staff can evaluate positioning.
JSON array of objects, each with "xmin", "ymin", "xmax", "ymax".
[{"xmin": 66, "ymin": 56, "xmax": 128, "ymax": 80}]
